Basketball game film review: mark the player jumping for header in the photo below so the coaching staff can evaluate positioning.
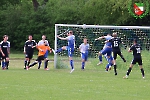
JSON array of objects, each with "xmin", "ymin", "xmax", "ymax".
[
  {"xmin": 56, "ymin": 30, "xmax": 75, "ymax": 73},
  {"xmin": 107, "ymin": 32, "xmax": 127, "ymax": 75},
  {"xmin": 95, "ymin": 33, "xmax": 112, "ymax": 65}
]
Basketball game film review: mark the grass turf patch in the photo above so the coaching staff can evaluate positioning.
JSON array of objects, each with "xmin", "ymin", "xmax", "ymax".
[{"xmin": 0, "ymin": 50, "xmax": 150, "ymax": 100}]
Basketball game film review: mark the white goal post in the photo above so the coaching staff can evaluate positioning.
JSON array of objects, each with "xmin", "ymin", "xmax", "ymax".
[{"xmin": 54, "ymin": 24, "xmax": 150, "ymax": 68}]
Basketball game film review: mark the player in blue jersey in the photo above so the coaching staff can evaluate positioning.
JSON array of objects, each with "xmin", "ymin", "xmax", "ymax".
[
  {"xmin": 56, "ymin": 30, "xmax": 75, "ymax": 73},
  {"xmin": 95, "ymin": 33, "xmax": 112, "ymax": 65},
  {"xmin": 79, "ymin": 38, "xmax": 89, "ymax": 70},
  {"xmin": 37, "ymin": 35, "xmax": 50, "ymax": 69},
  {"xmin": 95, "ymin": 34, "xmax": 117, "ymax": 75}
]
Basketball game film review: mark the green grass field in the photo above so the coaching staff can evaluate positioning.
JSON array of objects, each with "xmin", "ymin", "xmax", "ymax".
[{"xmin": 0, "ymin": 50, "xmax": 150, "ymax": 100}]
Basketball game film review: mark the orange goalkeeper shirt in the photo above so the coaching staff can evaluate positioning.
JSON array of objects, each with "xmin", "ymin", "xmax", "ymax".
[{"xmin": 37, "ymin": 45, "xmax": 51, "ymax": 56}]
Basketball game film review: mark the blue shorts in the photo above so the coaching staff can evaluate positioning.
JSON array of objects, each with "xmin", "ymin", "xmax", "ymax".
[
  {"xmin": 100, "ymin": 47, "xmax": 112, "ymax": 56},
  {"xmin": 81, "ymin": 53, "xmax": 88, "ymax": 61},
  {"xmin": 44, "ymin": 50, "xmax": 49, "ymax": 58},
  {"xmin": 67, "ymin": 46, "xmax": 74, "ymax": 57}
]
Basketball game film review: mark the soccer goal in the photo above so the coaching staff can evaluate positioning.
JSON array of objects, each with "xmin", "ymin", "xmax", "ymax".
[{"xmin": 54, "ymin": 24, "xmax": 150, "ymax": 68}]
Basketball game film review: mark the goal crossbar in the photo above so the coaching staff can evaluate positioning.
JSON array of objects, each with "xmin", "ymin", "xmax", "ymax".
[{"xmin": 55, "ymin": 24, "xmax": 150, "ymax": 29}]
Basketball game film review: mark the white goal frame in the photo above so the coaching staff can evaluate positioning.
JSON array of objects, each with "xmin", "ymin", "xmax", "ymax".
[{"xmin": 54, "ymin": 24, "xmax": 150, "ymax": 68}]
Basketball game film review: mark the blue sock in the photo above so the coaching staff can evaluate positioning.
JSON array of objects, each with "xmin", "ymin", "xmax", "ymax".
[
  {"xmin": 106, "ymin": 64, "xmax": 109, "ymax": 69},
  {"xmin": 81, "ymin": 62, "xmax": 85, "ymax": 69},
  {"xmin": 56, "ymin": 48, "xmax": 63, "ymax": 53},
  {"xmin": 24, "ymin": 60, "xmax": 27, "ymax": 68},
  {"xmin": 99, "ymin": 55, "xmax": 102, "ymax": 62},
  {"xmin": 70, "ymin": 60, "xmax": 74, "ymax": 69},
  {"xmin": 106, "ymin": 64, "xmax": 109, "ymax": 71},
  {"xmin": 2, "ymin": 61, "xmax": 5, "ymax": 68}
]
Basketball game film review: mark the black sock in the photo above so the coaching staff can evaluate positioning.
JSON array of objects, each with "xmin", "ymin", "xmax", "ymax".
[
  {"xmin": 141, "ymin": 68, "xmax": 145, "ymax": 77},
  {"xmin": 114, "ymin": 65, "xmax": 117, "ymax": 74},
  {"xmin": 44, "ymin": 60, "xmax": 48, "ymax": 69},
  {"xmin": 38, "ymin": 61, "xmax": 42, "ymax": 69},
  {"xmin": 6, "ymin": 61, "xmax": 9, "ymax": 69},
  {"xmin": 29, "ymin": 62, "xmax": 37, "ymax": 68},
  {"xmin": 120, "ymin": 54, "xmax": 126, "ymax": 62},
  {"xmin": 127, "ymin": 67, "xmax": 132, "ymax": 76},
  {"xmin": 24, "ymin": 60, "xmax": 27, "ymax": 68}
]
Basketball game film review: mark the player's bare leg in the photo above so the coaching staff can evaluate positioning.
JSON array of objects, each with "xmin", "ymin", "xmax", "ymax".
[
  {"xmin": 44, "ymin": 58, "xmax": 49, "ymax": 70},
  {"xmin": 5, "ymin": 57, "xmax": 9, "ymax": 69}
]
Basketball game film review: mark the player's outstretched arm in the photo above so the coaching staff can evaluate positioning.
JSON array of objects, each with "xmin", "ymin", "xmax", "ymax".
[
  {"xmin": 95, "ymin": 36, "xmax": 104, "ymax": 41},
  {"xmin": 57, "ymin": 35, "xmax": 68, "ymax": 40}
]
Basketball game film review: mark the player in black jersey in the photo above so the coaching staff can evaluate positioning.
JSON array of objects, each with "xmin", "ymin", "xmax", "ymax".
[
  {"xmin": 0, "ymin": 35, "xmax": 10, "ymax": 70},
  {"xmin": 24, "ymin": 35, "xmax": 37, "ymax": 69},
  {"xmin": 108, "ymin": 33, "xmax": 126, "ymax": 75},
  {"xmin": 109, "ymin": 33, "xmax": 126, "ymax": 62},
  {"xmin": 123, "ymin": 39, "xmax": 145, "ymax": 79}
]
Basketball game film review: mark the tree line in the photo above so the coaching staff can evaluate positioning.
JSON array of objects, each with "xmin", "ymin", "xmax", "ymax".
[{"xmin": 0, "ymin": 0, "xmax": 150, "ymax": 51}]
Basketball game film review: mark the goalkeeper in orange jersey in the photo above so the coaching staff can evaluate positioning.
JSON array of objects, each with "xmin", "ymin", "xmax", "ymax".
[{"xmin": 26, "ymin": 43, "xmax": 52, "ymax": 70}]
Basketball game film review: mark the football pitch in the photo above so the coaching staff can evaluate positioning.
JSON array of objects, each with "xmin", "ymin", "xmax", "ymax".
[{"xmin": 0, "ymin": 51, "xmax": 150, "ymax": 100}]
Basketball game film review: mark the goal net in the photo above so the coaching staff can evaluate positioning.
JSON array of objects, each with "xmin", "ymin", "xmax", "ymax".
[{"xmin": 54, "ymin": 24, "xmax": 150, "ymax": 69}]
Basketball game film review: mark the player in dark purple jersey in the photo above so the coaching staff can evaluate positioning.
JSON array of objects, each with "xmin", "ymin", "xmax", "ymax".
[
  {"xmin": 108, "ymin": 33, "xmax": 126, "ymax": 75},
  {"xmin": 0, "ymin": 35, "xmax": 10, "ymax": 70},
  {"xmin": 123, "ymin": 39, "xmax": 145, "ymax": 79},
  {"xmin": 24, "ymin": 35, "xmax": 37, "ymax": 69}
]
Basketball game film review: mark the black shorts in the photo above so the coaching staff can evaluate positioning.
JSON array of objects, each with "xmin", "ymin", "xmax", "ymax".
[
  {"xmin": 36, "ymin": 56, "xmax": 45, "ymax": 61},
  {"xmin": 131, "ymin": 57, "xmax": 142, "ymax": 65},
  {"xmin": 0, "ymin": 53, "xmax": 9, "ymax": 60},
  {"xmin": 113, "ymin": 49, "xmax": 122, "ymax": 59},
  {"xmin": 25, "ymin": 53, "xmax": 33, "ymax": 59}
]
